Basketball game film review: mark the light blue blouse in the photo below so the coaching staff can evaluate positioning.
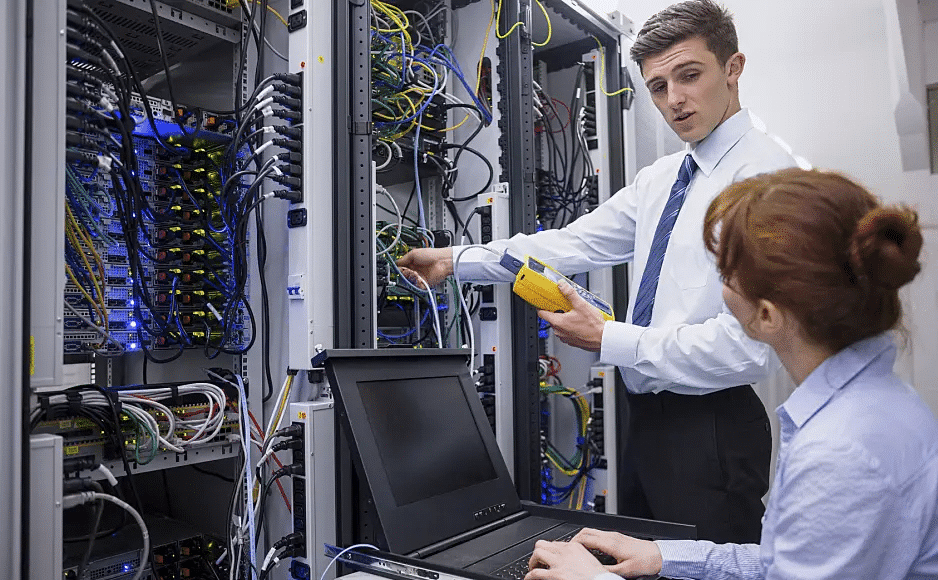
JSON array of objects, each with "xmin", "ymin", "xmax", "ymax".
[{"xmin": 646, "ymin": 333, "xmax": 938, "ymax": 579}]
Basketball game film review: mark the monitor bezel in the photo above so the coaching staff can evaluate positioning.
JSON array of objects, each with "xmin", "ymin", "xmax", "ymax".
[{"xmin": 320, "ymin": 349, "xmax": 522, "ymax": 556}]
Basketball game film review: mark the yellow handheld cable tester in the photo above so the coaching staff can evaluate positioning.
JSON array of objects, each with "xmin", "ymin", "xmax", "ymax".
[{"xmin": 498, "ymin": 252, "xmax": 615, "ymax": 321}]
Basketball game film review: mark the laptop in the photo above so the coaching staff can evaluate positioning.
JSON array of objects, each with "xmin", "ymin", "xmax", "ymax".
[{"xmin": 315, "ymin": 349, "xmax": 695, "ymax": 579}]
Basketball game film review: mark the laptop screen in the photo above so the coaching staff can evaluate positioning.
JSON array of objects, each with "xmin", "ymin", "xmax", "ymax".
[
  {"xmin": 359, "ymin": 376, "xmax": 498, "ymax": 507},
  {"xmin": 318, "ymin": 349, "xmax": 522, "ymax": 556}
]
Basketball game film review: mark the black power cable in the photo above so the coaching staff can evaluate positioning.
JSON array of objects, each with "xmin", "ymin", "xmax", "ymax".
[{"xmin": 148, "ymin": 0, "xmax": 194, "ymax": 136}]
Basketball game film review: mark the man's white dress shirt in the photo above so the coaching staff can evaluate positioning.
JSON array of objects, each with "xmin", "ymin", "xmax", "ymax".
[{"xmin": 452, "ymin": 109, "xmax": 799, "ymax": 394}]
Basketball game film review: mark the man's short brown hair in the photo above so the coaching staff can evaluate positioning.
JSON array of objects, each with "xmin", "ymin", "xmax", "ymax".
[{"xmin": 630, "ymin": 0, "xmax": 738, "ymax": 71}]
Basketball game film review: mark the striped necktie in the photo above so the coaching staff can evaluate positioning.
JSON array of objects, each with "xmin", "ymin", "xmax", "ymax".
[{"xmin": 631, "ymin": 153, "xmax": 698, "ymax": 327}]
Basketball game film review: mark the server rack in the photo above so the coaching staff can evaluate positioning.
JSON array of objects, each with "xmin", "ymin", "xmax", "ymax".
[
  {"xmin": 20, "ymin": 1, "xmax": 307, "ymax": 578},
  {"xmin": 529, "ymin": 0, "xmax": 632, "ymax": 513},
  {"xmin": 335, "ymin": 0, "xmax": 633, "ymax": 549}
]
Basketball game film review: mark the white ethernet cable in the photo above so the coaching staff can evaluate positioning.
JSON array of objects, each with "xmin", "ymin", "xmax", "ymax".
[
  {"xmin": 453, "ymin": 244, "xmax": 503, "ymax": 374},
  {"xmin": 64, "ymin": 492, "xmax": 149, "ymax": 580}
]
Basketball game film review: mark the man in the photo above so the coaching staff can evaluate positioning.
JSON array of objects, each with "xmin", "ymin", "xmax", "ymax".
[{"xmin": 398, "ymin": 0, "xmax": 798, "ymax": 543}]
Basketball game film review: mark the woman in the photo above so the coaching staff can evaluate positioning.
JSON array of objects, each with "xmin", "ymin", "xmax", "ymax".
[{"xmin": 525, "ymin": 168, "xmax": 938, "ymax": 580}]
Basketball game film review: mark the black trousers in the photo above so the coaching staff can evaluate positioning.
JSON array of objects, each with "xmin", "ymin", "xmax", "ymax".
[{"xmin": 618, "ymin": 385, "xmax": 771, "ymax": 544}]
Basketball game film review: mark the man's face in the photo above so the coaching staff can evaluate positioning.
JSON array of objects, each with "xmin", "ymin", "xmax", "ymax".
[{"xmin": 642, "ymin": 36, "xmax": 740, "ymax": 144}]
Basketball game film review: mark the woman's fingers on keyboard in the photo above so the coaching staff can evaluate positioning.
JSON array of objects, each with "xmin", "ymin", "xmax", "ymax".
[
  {"xmin": 571, "ymin": 528, "xmax": 621, "ymax": 553},
  {"xmin": 527, "ymin": 539, "xmax": 556, "ymax": 572},
  {"xmin": 524, "ymin": 540, "xmax": 610, "ymax": 580}
]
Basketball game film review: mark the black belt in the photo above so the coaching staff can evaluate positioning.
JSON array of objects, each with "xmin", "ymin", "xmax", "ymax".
[{"xmin": 627, "ymin": 385, "xmax": 755, "ymax": 412}]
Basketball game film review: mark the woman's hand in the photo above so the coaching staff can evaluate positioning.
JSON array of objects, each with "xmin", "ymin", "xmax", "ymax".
[
  {"xmin": 571, "ymin": 528, "xmax": 663, "ymax": 578},
  {"xmin": 525, "ymin": 540, "xmax": 607, "ymax": 580}
]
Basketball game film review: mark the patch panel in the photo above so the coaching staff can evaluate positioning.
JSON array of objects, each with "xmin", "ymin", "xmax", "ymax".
[
  {"xmin": 34, "ymin": 407, "xmax": 239, "ymax": 467},
  {"xmin": 63, "ymin": 332, "xmax": 99, "ymax": 342}
]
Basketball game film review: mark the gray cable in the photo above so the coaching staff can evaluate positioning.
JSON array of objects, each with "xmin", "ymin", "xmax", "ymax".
[
  {"xmin": 63, "ymin": 300, "xmax": 126, "ymax": 356},
  {"xmin": 375, "ymin": 185, "xmax": 403, "ymax": 257}
]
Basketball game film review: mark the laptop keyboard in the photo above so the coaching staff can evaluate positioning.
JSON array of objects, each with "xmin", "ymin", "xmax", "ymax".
[
  {"xmin": 491, "ymin": 529, "xmax": 618, "ymax": 580},
  {"xmin": 492, "ymin": 557, "xmax": 532, "ymax": 580}
]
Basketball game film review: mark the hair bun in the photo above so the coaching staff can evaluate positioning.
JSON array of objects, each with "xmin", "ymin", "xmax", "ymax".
[{"xmin": 848, "ymin": 206, "xmax": 922, "ymax": 290}]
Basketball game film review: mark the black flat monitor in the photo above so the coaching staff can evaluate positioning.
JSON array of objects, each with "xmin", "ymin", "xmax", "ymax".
[{"xmin": 316, "ymin": 349, "xmax": 522, "ymax": 556}]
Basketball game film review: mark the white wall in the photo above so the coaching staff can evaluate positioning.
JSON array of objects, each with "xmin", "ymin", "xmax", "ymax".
[{"xmin": 737, "ymin": 0, "xmax": 938, "ymax": 414}]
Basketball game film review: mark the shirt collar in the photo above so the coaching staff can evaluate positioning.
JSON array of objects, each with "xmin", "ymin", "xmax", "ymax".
[
  {"xmin": 778, "ymin": 333, "xmax": 896, "ymax": 429},
  {"xmin": 688, "ymin": 108, "xmax": 754, "ymax": 177}
]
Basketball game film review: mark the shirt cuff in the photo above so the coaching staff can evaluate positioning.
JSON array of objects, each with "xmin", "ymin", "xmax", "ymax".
[
  {"xmin": 655, "ymin": 540, "xmax": 709, "ymax": 579},
  {"xmin": 591, "ymin": 573, "xmax": 622, "ymax": 580},
  {"xmin": 450, "ymin": 245, "xmax": 514, "ymax": 283},
  {"xmin": 599, "ymin": 320, "xmax": 645, "ymax": 368}
]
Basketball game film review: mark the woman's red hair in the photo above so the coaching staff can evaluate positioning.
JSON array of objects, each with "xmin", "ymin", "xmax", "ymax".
[{"xmin": 704, "ymin": 168, "xmax": 922, "ymax": 352}]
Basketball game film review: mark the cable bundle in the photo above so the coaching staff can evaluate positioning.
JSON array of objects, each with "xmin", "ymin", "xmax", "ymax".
[
  {"xmin": 210, "ymin": 369, "xmax": 302, "ymax": 580},
  {"xmin": 537, "ymin": 356, "xmax": 600, "ymax": 508},
  {"xmin": 32, "ymin": 382, "xmax": 233, "ymax": 463},
  {"xmin": 370, "ymin": 0, "xmax": 496, "ymax": 350},
  {"xmin": 533, "ymin": 74, "xmax": 596, "ymax": 229},
  {"xmin": 62, "ymin": 2, "xmax": 260, "ymax": 362}
]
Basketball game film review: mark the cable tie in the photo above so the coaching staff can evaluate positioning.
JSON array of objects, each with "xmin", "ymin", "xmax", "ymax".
[
  {"xmin": 253, "ymin": 140, "xmax": 273, "ymax": 156},
  {"xmin": 256, "ymin": 84, "xmax": 274, "ymax": 102},
  {"xmin": 97, "ymin": 96, "xmax": 115, "ymax": 113},
  {"xmin": 95, "ymin": 464, "xmax": 119, "ymax": 488},
  {"xmin": 255, "ymin": 96, "xmax": 275, "ymax": 111},
  {"xmin": 104, "ymin": 389, "xmax": 122, "ymax": 416},
  {"xmin": 207, "ymin": 302, "xmax": 223, "ymax": 322},
  {"xmin": 66, "ymin": 390, "xmax": 83, "ymax": 415},
  {"xmin": 96, "ymin": 154, "xmax": 112, "ymax": 172}
]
